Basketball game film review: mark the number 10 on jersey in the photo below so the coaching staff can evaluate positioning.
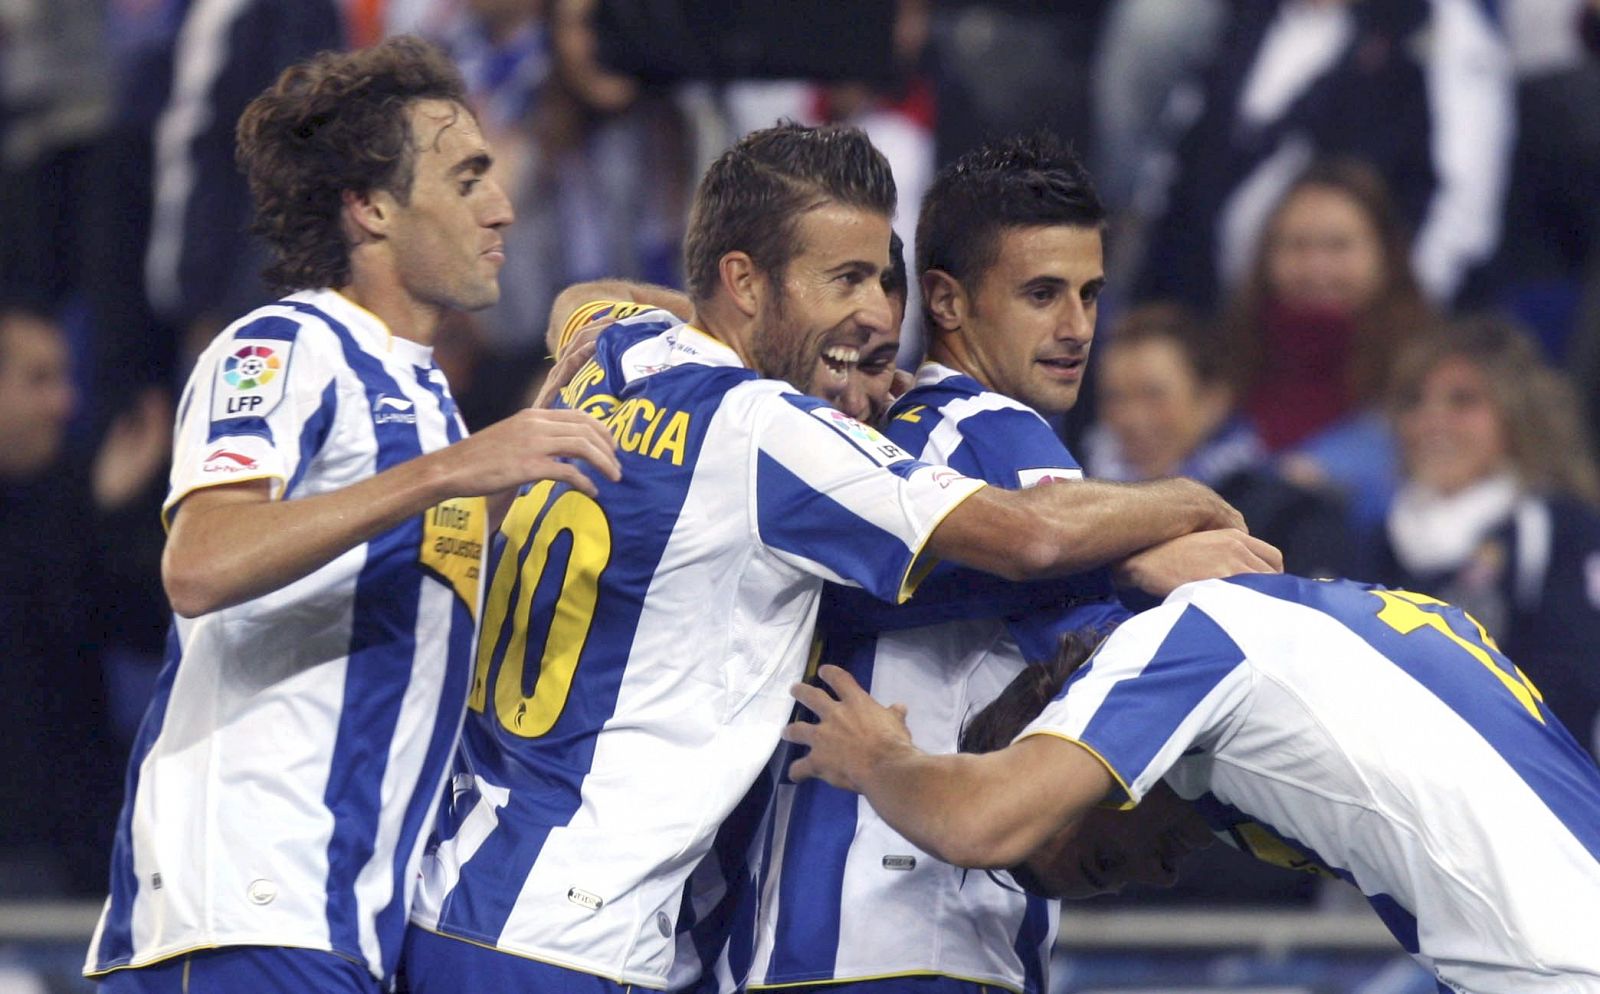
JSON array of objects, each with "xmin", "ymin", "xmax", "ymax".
[{"xmin": 469, "ymin": 480, "xmax": 612, "ymax": 738}]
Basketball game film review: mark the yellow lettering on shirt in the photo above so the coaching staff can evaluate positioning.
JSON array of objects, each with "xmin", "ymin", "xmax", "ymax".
[{"xmin": 420, "ymin": 495, "xmax": 487, "ymax": 618}]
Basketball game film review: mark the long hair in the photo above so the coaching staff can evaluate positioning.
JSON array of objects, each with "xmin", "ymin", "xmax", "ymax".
[
  {"xmin": 236, "ymin": 36, "xmax": 470, "ymax": 292},
  {"xmin": 959, "ymin": 629, "xmax": 1111, "ymax": 755},
  {"xmin": 683, "ymin": 122, "xmax": 897, "ymax": 303},
  {"xmin": 1218, "ymin": 158, "xmax": 1433, "ymax": 406},
  {"xmin": 1388, "ymin": 314, "xmax": 1600, "ymax": 506}
]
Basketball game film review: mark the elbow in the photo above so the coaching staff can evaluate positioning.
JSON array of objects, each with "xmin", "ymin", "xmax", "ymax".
[
  {"xmin": 162, "ymin": 549, "xmax": 225, "ymax": 618},
  {"xmin": 998, "ymin": 536, "xmax": 1068, "ymax": 582}
]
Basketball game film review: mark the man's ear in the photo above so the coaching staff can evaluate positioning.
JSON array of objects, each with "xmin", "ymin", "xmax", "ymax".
[
  {"xmin": 718, "ymin": 251, "xmax": 762, "ymax": 319},
  {"xmin": 921, "ymin": 269, "xmax": 966, "ymax": 334},
  {"xmin": 342, "ymin": 188, "xmax": 393, "ymax": 241}
]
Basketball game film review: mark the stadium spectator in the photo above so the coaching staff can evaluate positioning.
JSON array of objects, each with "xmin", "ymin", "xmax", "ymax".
[
  {"xmin": 1128, "ymin": 0, "xmax": 1513, "ymax": 312},
  {"xmin": 1370, "ymin": 315, "xmax": 1600, "ymax": 762},
  {"xmin": 788, "ymin": 573, "xmax": 1600, "ymax": 991},
  {"xmin": 402, "ymin": 121, "xmax": 1277, "ymax": 994},
  {"xmin": 0, "ymin": 307, "xmax": 123, "ymax": 898},
  {"xmin": 1218, "ymin": 158, "xmax": 1437, "ymax": 529},
  {"xmin": 85, "ymin": 37, "xmax": 620, "ymax": 993},
  {"xmin": 1089, "ymin": 302, "xmax": 1352, "ymax": 580}
]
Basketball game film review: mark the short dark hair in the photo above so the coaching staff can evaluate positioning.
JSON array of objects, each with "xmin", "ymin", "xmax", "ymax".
[
  {"xmin": 236, "ymin": 36, "xmax": 471, "ymax": 293},
  {"xmin": 916, "ymin": 132, "xmax": 1103, "ymax": 292},
  {"xmin": 959, "ymin": 628, "xmax": 1111, "ymax": 755},
  {"xmin": 683, "ymin": 122, "xmax": 897, "ymax": 302},
  {"xmin": 883, "ymin": 230, "xmax": 908, "ymax": 302}
]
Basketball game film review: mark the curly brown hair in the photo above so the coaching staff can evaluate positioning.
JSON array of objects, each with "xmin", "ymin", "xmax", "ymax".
[{"xmin": 236, "ymin": 36, "xmax": 470, "ymax": 293}]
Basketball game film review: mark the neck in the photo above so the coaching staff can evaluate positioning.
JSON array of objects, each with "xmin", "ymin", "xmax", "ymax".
[
  {"xmin": 338, "ymin": 269, "xmax": 442, "ymax": 347},
  {"xmin": 928, "ymin": 334, "xmax": 988, "ymax": 388},
  {"xmin": 692, "ymin": 297, "xmax": 759, "ymax": 369}
]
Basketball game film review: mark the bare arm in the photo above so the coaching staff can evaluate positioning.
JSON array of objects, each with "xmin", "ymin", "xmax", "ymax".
[
  {"xmin": 163, "ymin": 407, "xmax": 620, "ymax": 617},
  {"xmin": 546, "ymin": 279, "xmax": 693, "ymax": 356},
  {"xmin": 785, "ymin": 665, "xmax": 1111, "ymax": 867},
  {"xmin": 929, "ymin": 476, "xmax": 1274, "ymax": 583}
]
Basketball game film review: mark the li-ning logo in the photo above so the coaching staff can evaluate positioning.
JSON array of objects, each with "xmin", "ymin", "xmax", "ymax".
[
  {"xmin": 374, "ymin": 395, "xmax": 418, "ymax": 424},
  {"xmin": 882, "ymin": 855, "xmax": 917, "ymax": 871},
  {"xmin": 202, "ymin": 448, "xmax": 258, "ymax": 473},
  {"xmin": 567, "ymin": 887, "xmax": 604, "ymax": 912}
]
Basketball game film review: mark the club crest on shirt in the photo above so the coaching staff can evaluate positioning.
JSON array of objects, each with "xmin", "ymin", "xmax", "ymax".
[
  {"xmin": 212, "ymin": 339, "xmax": 291, "ymax": 422},
  {"xmin": 809, "ymin": 406, "xmax": 911, "ymax": 467}
]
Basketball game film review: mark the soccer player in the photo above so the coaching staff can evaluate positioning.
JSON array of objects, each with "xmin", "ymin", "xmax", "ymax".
[
  {"xmin": 85, "ymin": 38, "xmax": 619, "ymax": 994},
  {"xmin": 788, "ymin": 574, "xmax": 1600, "ymax": 992},
  {"xmin": 734, "ymin": 134, "xmax": 1134, "ymax": 994},
  {"xmin": 403, "ymin": 123, "xmax": 1278, "ymax": 994}
]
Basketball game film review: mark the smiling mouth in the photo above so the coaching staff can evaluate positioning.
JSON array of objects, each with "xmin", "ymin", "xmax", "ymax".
[
  {"xmin": 819, "ymin": 345, "xmax": 861, "ymax": 382},
  {"xmin": 1037, "ymin": 355, "xmax": 1086, "ymax": 376}
]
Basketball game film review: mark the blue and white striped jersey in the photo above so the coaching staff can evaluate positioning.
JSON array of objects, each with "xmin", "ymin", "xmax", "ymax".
[
  {"xmin": 408, "ymin": 309, "xmax": 985, "ymax": 989},
  {"xmin": 87, "ymin": 289, "xmax": 486, "ymax": 982},
  {"xmin": 1023, "ymin": 574, "xmax": 1600, "ymax": 992},
  {"xmin": 738, "ymin": 364, "xmax": 1125, "ymax": 994}
]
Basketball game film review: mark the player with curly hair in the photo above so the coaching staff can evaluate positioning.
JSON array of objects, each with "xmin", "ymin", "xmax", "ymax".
[{"xmin": 84, "ymin": 36, "xmax": 618, "ymax": 994}]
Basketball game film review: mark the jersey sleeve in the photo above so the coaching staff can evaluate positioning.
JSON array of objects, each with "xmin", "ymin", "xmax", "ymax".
[
  {"xmin": 1017, "ymin": 601, "xmax": 1253, "ymax": 807},
  {"xmin": 752, "ymin": 394, "xmax": 985, "ymax": 604},
  {"xmin": 829, "ymin": 395, "xmax": 1117, "ymax": 636},
  {"xmin": 163, "ymin": 315, "xmax": 334, "ymax": 527},
  {"xmin": 556, "ymin": 299, "xmax": 668, "ymax": 354}
]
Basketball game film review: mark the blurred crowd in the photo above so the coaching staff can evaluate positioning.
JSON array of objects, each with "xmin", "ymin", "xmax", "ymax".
[{"xmin": 4, "ymin": 0, "xmax": 1600, "ymax": 912}]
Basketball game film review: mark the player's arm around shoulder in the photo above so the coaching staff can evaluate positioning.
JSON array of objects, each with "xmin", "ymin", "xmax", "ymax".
[
  {"xmin": 546, "ymin": 279, "xmax": 693, "ymax": 357},
  {"xmin": 785, "ymin": 664, "xmax": 1111, "ymax": 868},
  {"xmin": 928, "ymin": 476, "xmax": 1279, "ymax": 587}
]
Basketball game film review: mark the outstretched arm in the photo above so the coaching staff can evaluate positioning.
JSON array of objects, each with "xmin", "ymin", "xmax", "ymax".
[
  {"xmin": 927, "ymin": 476, "xmax": 1280, "ymax": 587},
  {"xmin": 785, "ymin": 664, "xmax": 1113, "ymax": 868},
  {"xmin": 546, "ymin": 280, "xmax": 692, "ymax": 356},
  {"xmin": 163, "ymin": 407, "xmax": 619, "ymax": 617}
]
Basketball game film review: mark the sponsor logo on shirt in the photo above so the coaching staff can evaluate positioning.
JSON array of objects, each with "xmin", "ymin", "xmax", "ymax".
[
  {"xmin": 881, "ymin": 855, "xmax": 917, "ymax": 871},
  {"xmin": 213, "ymin": 338, "xmax": 291, "ymax": 421},
  {"xmin": 809, "ymin": 406, "xmax": 911, "ymax": 466},
  {"xmin": 374, "ymin": 394, "xmax": 418, "ymax": 424},
  {"xmin": 202, "ymin": 448, "xmax": 259, "ymax": 474},
  {"xmin": 223, "ymin": 345, "xmax": 280, "ymax": 390},
  {"xmin": 568, "ymin": 887, "xmax": 604, "ymax": 912}
]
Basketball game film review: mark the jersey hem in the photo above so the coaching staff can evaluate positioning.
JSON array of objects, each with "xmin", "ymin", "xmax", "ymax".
[
  {"xmin": 1015, "ymin": 729, "xmax": 1138, "ymax": 809},
  {"xmin": 416, "ymin": 923, "xmax": 670, "ymax": 990},
  {"xmin": 748, "ymin": 969, "xmax": 1025, "ymax": 993},
  {"xmin": 85, "ymin": 938, "xmax": 376, "ymax": 980}
]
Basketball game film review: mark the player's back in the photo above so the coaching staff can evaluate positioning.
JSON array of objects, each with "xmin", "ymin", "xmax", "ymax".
[
  {"xmin": 410, "ymin": 309, "xmax": 983, "ymax": 988},
  {"xmin": 1169, "ymin": 575, "xmax": 1600, "ymax": 989}
]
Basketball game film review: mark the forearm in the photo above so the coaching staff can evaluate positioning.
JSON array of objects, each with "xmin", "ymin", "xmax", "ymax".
[
  {"xmin": 856, "ymin": 749, "xmax": 1053, "ymax": 868},
  {"xmin": 933, "ymin": 478, "xmax": 1238, "ymax": 581},
  {"xmin": 163, "ymin": 455, "xmax": 453, "ymax": 617}
]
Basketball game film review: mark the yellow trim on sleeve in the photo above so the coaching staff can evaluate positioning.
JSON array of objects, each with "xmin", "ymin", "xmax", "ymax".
[
  {"xmin": 1016, "ymin": 729, "xmax": 1139, "ymax": 811},
  {"xmin": 557, "ymin": 300, "xmax": 624, "ymax": 354},
  {"xmin": 160, "ymin": 473, "xmax": 287, "ymax": 533},
  {"xmin": 896, "ymin": 480, "xmax": 988, "ymax": 604}
]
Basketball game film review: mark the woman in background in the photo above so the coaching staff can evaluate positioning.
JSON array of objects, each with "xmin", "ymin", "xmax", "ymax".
[{"xmin": 1373, "ymin": 315, "xmax": 1600, "ymax": 761}]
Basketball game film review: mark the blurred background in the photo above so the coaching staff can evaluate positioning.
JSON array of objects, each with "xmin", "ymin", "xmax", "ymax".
[{"xmin": 3, "ymin": 0, "xmax": 1600, "ymax": 989}]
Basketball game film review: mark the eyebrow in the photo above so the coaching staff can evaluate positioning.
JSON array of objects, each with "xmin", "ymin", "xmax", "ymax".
[
  {"xmin": 448, "ymin": 152, "xmax": 493, "ymax": 178},
  {"xmin": 826, "ymin": 260, "xmax": 882, "ymax": 277}
]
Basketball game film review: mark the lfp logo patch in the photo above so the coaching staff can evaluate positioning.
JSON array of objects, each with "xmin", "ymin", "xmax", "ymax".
[{"xmin": 223, "ymin": 345, "xmax": 281, "ymax": 390}]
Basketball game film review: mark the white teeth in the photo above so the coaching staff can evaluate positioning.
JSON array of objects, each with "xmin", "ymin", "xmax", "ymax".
[{"xmin": 823, "ymin": 346, "xmax": 860, "ymax": 365}]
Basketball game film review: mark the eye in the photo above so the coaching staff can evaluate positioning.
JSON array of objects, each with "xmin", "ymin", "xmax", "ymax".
[
  {"xmin": 459, "ymin": 178, "xmax": 480, "ymax": 195},
  {"xmin": 836, "ymin": 270, "xmax": 867, "ymax": 288},
  {"xmin": 1027, "ymin": 285, "xmax": 1059, "ymax": 305}
]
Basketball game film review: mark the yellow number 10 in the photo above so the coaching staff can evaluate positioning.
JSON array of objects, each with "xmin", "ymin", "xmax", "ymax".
[
  {"xmin": 1372, "ymin": 589, "xmax": 1545, "ymax": 724},
  {"xmin": 469, "ymin": 481, "xmax": 612, "ymax": 738}
]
